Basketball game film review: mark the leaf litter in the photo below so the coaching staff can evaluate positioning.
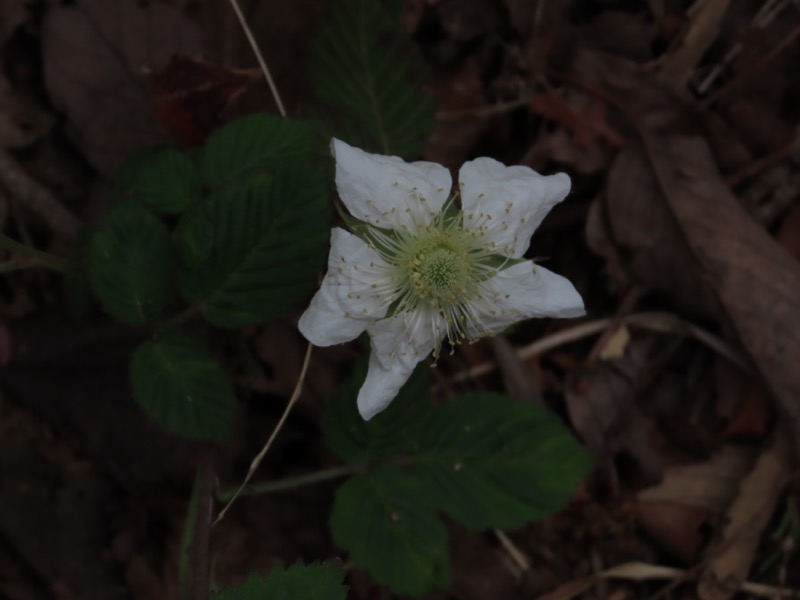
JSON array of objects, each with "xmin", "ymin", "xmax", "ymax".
[{"xmin": 0, "ymin": 0, "xmax": 800, "ymax": 598}]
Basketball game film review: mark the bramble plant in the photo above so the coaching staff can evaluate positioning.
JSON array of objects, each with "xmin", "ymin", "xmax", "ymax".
[{"xmin": 3, "ymin": 0, "xmax": 592, "ymax": 597}]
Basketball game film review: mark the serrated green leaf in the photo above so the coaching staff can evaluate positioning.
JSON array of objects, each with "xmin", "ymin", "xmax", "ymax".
[
  {"xmin": 177, "ymin": 162, "xmax": 329, "ymax": 328},
  {"xmin": 132, "ymin": 148, "xmax": 200, "ymax": 214},
  {"xmin": 322, "ymin": 361, "xmax": 430, "ymax": 465},
  {"xmin": 413, "ymin": 393, "xmax": 591, "ymax": 530},
  {"xmin": 331, "ymin": 468, "xmax": 448, "ymax": 596},
  {"xmin": 202, "ymin": 114, "xmax": 319, "ymax": 189},
  {"xmin": 131, "ymin": 330, "xmax": 235, "ymax": 441},
  {"xmin": 310, "ymin": 0, "xmax": 436, "ymax": 158},
  {"xmin": 210, "ymin": 562, "xmax": 348, "ymax": 600},
  {"xmin": 88, "ymin": 201, "xmax": 173, "ymax": 324}
]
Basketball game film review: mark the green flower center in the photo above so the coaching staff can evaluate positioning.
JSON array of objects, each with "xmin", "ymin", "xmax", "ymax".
[{"xmin": 409, "ymin": 244, "xmax": 470, "ymax": 307}]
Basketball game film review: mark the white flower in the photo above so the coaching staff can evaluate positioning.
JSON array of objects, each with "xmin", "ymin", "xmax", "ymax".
[{"xmin": 299, "ymin": 139, "xmax": 585, "ymax": 420}]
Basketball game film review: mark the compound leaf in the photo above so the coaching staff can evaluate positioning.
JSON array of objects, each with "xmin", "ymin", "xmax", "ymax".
[
  {"xmin": 331, "ymin": 467, "xmax": 448, "ymax": 596},
  {"xmin": 210, "ymin": 562, "xmax": 347, "ymax": 600},
  {"xmin": 322, "ymin": 361, "xmax": 430, "ymax": 465},
  {"xmin": 132, "ymin": 148, "xmax": 201, "ymax": 214},
  {"xmin": 131, "ymin": 330, "xmax": 235, "ymax": 441},
  {"xmin": 413, "ymin": 393, "xmax": 591, "ymax": 530},
  {"xmin": 202, "ymin": 114, "xmax": 319, "ymax": 189},
  {"xmin": 88, "ymin": 201, "xmax": 173, "ymax": 324},
  {"xmin": 177, "ymin": 161, "xmax": 329, "ymax": 327},
  {"xmin": 310, "ymin": 0, "xmax": 435, "ymax": 158}
]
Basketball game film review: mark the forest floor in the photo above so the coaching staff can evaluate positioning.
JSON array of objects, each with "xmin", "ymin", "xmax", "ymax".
[{"xmin": 1, "ymin": 0, "xmax": 799, "ymax": 598}]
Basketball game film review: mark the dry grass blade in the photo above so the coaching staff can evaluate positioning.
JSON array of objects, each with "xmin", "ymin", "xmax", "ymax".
[
  {"xmin": 538, "ymin": 561, "xmax": 800, "ymax": 600},
  {"xmin": 450, "ymin": 311, "xmax": 750, "ymax": 383}
]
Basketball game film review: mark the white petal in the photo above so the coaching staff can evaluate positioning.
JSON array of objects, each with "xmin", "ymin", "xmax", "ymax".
[
  {"xmin": 465, "ymin": 261, "xmax": 585, "ymax": 338},
  {"xmin": 357, "ymin": 306, "xmax": 447, "ymax": 420},
  {"xmin": 332, "ymin": 138, "xmax": 452, "ymax": 231},
  {"xmin": 368, "ymin": 305, "xmax": 446, "ymax": 370},
  {"xmin": 357, "ymin": 352, "xmax": 415, "ymax": 420},
  {"xmin": 298, "ymin": 228, "xmax": 396, "ymax": 346},
  {"xmin": 459, "ymin": 157, "xmax": 571, "ymax": 258}
]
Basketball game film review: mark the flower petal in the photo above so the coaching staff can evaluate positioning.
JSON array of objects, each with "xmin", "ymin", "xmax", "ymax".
[
  {"xmin": 332, "ymin": 138, "xmax": 452, "ymax": 231},
  {"xmin": 357, "ymin": 352, "xmax": 416, "ymax": 420},
  {"xmin": 459, "ymin": 157, "xmax": 571, "ymax": 258},
  {"xmin": 356, "ymin": 305, "xmax": 447, "ymax": 419},
  {"xmin": 368, "ymin": 304, "xmax": 446, "ymax": 370},
  {"xmin": 298, "ymin": 228, "xmax": 396, "ymax": 346},
  {"xmin": 465, "ymin": 261, "xmax": 585, "ymax": 338}
]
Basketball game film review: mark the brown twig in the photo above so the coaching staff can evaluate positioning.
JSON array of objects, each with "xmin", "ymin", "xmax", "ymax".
[
  {"xmin": 188, "ymin": 449, "xmax": 217, "ymax": 600},
  {"xmin": 701, "ymin": 22, "xmax": 800, "ymax": 109},
  {"xmin": 0, "ymin": 149, "xmax": 81, "ymax": 241}
]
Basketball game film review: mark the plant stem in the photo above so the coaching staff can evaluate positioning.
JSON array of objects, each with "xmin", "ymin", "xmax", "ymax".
[
  {"xmin": 216, "ymin": 464, "xmax": 357, "ymax": 502},
  {"xmin": 0, "ymin": 232, "xmax": 79, "ymax": 275}
]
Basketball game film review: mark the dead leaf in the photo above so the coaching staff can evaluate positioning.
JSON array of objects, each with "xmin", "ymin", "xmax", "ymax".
[
  {"xmin": 41, "ymin": 0, "xmax": 202, "ymax": 176},
  {"xmin": 599, "ymin": 325, "xmax": 631, "ymax": 361},
  {"xmin": 641, "ymin": 133, "xmax": 800, "ymax": 455},
  {"xmin": 658, "ymin": 0, "xmax": 732, "ymax": 85},
  {"xmin": 698, "ymin": 429, "xmax": 794, "ymax": 600},
  {"xmin": 150, "ymin": 55, "xmax": 261, "ymax": 146},
  {"xmin": 0, "ymin": 74, "xmax": 53, "ymax": 149},
  {"xmin": 0, "ymin": 0, "xmax": 27, "ymax": 42},
  {"xmin": 565, "ymin": 335, "xmax": 675, "ymax": 483},
  {"xmin": 632, "ymin": 500, "xmax": 710, "ymax": 562},
  {"xmin": 638, "ymin": 445, "xmax": 756, "ymax": 510}
]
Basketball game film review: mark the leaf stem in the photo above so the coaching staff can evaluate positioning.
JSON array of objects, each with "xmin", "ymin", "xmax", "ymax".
[
  {"xmin": 0, "ymin": 232, "xmax": 79, "ymax": 275},
  {"xmin": 215, "ymin": 464, "xmax": 357, "ymax": 502}
]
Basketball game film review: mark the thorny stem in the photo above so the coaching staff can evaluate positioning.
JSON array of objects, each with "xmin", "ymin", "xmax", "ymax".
[
  {"xmin": 0, "ymin": 232, "xmax": 79, "ymax": 275},
  {"xmin": 213, "ymin": 342, "xmax": 314, "ymax": 525},
  {"xmin": 215, "ymin": 464, "xmax": 358, "ymax": 501},
  {"xmin": 226, "ymin": 0, "xmax": 287, "ymax": 117}
]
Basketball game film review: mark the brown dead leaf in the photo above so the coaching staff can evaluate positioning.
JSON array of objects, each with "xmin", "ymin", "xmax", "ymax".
[
  {"xmin": 698, "ymin": 429, "xmax": 794, "ymax": 600},
  {"xmin": 638, "ymin": 445, "xmax": 756, "ymax": 511},
  {"xmin": 641, "ymin": 133, "xmax": 800, "ymax": 454},
  {"xmin": 41, "ymin": 0, "xmax": 201, "ymax": 176},
  {"xmin": 0, "ymin": 0, "xmax": 27, "ymax": 41},
  {"xmin": 565, "ymin": 335, "xmax": 674, "ymax": 483},
  {"xmin": 593, "ymin": 145, "xmax": 722, "ymax": 316},
  {"xmin": 633, "ymin": 500, "xmax": 710, "ymax": 562},
  {"xmin": 658, "ymin": 0, "xmax": 732, "ymax": 85},
  {"xmin": 0, "ymin": 74, "xmax": 52, "ymax": 149}
]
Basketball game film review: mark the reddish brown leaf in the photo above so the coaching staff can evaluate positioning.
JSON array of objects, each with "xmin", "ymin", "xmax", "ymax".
[
  {"xmin": 42, "ymin": 0, "xmax": 202, "ymax": 176},
  {"xmin": 641, "ymin": 132, "xmax": 800, "ymax": 453},
  {"xmin": 151, "ymin": 55, "xmax": 261, "ymax": 146}
]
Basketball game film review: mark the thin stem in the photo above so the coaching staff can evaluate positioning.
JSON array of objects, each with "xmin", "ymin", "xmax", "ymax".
[
  {"xmin": 0, "ymin": 232, "xmax": 79, "ymax": 275},
  {"xmin": 226, "ymin": 0, "xmax": 287, "ymax": 117},
  {"xmin": 213, "ymin": 342, "xmax": 314, "ymax": 525},
  {"xmin": 216, "ymin": 464, "xmax": 356, "ymax": 502}
]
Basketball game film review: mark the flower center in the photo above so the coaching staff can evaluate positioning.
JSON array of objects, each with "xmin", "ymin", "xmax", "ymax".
[{"xmin": 409, "ymin": 245, "xmax": 469, "ymax": 306}]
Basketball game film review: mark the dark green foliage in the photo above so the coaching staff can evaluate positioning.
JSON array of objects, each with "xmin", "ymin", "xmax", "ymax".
[
  {"xmin": 177, "ymin": 162, "xmax": 329, "ymax": 328},
  {"xmin": 324, "ymin": 362, "xmax": 592, "ymax": 594},
  {"xmin": 202, "ymin": 114, "xmax": 319, "ymax": 189},
  {"xmin": 131, "ymin": 330, "xmax": 235, "ymax": 441},
  {"xmin": 131, "ymin": 148, "xmax": 201, "ymax": 214},
  {"xmin": 331, "ymin": 468, "xmax": 448, "ymax": 597},
  {"xmin": 88, "ymin": 201, "xmax": 173, "ymax": 324},
  {"xmin": 310, "ymin": 0, "xmax": 436, "ymax": 158},
  {"xmin": 210, "ymin": 562, "xmax": 348, "ymax": 600}
]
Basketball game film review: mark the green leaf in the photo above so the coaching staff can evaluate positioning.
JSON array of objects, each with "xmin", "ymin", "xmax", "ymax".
[
  {"xmin": 331, "ymin": 468, "xmax": 448, "ymax": 596},
  {"xmin": 202, "ymin": 114, "xmax": 319, "ymax": 189},
  {"xmin": 132, "ymin": 148, "xmax": 201, "ymax": 214},
  {"xmin": 413, "ymin": 393, "xmax": 592, "ymax": 530},
  {"xmin": 322, "ymin": 361, "xmax": 430, "ymax": 465},
  {"xmin": 88, "ymin": 201, "xmax": 173, "ymax": 324},
  {"xmin": 310, "ymin": 0, "xmax": 436, "ymax": 158},
  {"xmin": 177, "ymin": 162, "xmax": 329, "ymax": 328},
  {"xmin": 131, "ymin": 330, "xmax": 235, "ymax": 441},
  {"xmin": 210, "ymin": 562, "xmax": 348, "ymax": 600}
]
